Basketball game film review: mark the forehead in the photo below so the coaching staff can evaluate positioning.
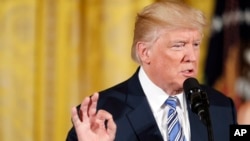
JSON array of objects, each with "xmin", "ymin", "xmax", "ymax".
[{"xmin": 159, "ymin": 27, "xmax": 203, "ymax": 40}]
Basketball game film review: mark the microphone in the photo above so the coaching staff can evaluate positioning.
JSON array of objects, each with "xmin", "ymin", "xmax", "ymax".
[
  {"xmin": 183, "ymin": 77, "xmax": 214, "ymax": 141},
  {"xmin": 183, "ymin": 77, "xmax": 209, "ymax": 124}
]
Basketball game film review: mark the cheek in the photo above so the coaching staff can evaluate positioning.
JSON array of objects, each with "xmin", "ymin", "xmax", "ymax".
[
  {"xmin": 195, "ymin": 52, "xmax": 200, "ymax": 67},
  {"xmin": 155, "ymin": 52, "xmax": 182, "ymax": 71},
  {"xmin": 162, "ymin": 52, "xmax": 183, "ymax": 65},
  {"xmin": 150, "ymin": 45, "xmax": 183, "ymax": 69}
]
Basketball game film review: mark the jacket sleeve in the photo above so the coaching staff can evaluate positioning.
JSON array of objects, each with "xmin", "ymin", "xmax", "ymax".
[{"xmin": 66, "ymin": 127, "xmax": 78, "ymax": 141}]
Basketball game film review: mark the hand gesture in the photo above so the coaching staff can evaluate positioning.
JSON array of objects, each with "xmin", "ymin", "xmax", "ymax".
[{"xmin": 71, "ymin": 92, "xmax": 117, "ymax": 141}]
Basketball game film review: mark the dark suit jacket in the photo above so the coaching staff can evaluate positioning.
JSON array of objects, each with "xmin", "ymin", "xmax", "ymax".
[{"xmin": 66, "ymin": 69, "xmax": 237, "ymax": 141}]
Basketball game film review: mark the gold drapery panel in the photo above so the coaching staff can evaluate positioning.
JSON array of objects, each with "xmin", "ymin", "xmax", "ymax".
[
  {"xmin": 0, "ymin": 0, "xmax": 214, "ymax": 141},
  {"xmin": 0, "ymin": 0, "xmax": 154, "ymax": 140}
]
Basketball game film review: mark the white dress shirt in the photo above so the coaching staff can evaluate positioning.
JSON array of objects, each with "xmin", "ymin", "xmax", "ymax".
[{"xmin": 138, "ymin": 67, "xmax": 191, "ymax": 141}]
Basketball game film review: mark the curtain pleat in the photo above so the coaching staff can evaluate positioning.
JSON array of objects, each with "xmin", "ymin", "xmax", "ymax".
[{"xmin": 0, "ymin": 0, "xmax": 156, "ymax": 140}]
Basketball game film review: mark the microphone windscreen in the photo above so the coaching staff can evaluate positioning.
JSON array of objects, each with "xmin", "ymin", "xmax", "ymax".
[{"xmin": 183, "ymin": 77, "xmax": 201, "ymax": 94}]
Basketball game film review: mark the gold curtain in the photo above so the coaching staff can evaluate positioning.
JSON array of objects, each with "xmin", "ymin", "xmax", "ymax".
[{"xmin": 0, "ymin": 0, "xmax": 154, "ymax": 141}]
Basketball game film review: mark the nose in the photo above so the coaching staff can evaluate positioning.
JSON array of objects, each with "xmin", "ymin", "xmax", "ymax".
[{"xmin": 185, "ymin": 45, "xmax": 198, "ymax": 62}]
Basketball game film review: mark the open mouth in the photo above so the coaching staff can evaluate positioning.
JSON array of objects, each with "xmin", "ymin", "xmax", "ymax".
[{"xmin": 182, "ymin": 69, "xmax": 195, "ymax": 76}]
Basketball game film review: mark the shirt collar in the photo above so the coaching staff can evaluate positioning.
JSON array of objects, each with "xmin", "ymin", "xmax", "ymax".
[{"xmin": 138, "ymin": 67, "xmax": 186, "ymax": 113}]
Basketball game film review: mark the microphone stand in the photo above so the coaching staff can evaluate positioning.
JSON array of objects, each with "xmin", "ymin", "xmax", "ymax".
[{"xmin": 199, "ymin": 91, "xmax": 214, "ymax": 141}]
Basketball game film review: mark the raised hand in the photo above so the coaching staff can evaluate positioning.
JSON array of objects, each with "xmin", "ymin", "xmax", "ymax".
[{"xmin": 71, "ymin": 93, "xmax": 116, "ymax": 141}]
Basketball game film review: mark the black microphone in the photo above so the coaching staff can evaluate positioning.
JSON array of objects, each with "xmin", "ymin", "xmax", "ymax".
[
  {"xmin": 183, "ymin": 77, "xmax": 209, "ymax": 124},
  {"xmin": 183, "ymin": 77, "xmax": 214, "ymax": 141}
]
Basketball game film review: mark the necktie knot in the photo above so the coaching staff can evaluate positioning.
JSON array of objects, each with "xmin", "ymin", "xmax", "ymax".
[{"xmin": 165, "ymin": 96, "xmax": 178, "ymax": 109}]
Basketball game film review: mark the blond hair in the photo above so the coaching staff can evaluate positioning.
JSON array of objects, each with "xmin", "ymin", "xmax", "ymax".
[{"xmin": 131, "ymin": 0, "xmax": 206, "ymax": 63}]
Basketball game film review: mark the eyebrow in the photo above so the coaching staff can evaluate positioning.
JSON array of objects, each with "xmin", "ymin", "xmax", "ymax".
[
  {"xmin": 172, "ymin": 40, "xmax": 187, "ymax": 44},
  {"xmin": 173, "ymin": 38, "xmax": 201, "ymax": 43}
]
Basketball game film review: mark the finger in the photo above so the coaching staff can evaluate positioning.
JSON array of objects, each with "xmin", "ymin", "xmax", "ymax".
[
  {"xmin": 88, "ymin": 92, "xmax": 99, "ymax": 117},
  {"xmin": 95, "ymin": 109, "xmax": 113, "ymax": 129},
  {"xmin": 95, "ymin": 110, "xmax": 116, "ymax": 136},
  {"xmin": 71, "ymin": 107, "xmax": 82, "ymax": 128},
  {"xmin": 95, "ymin": 109, "xmax": 112, "ymax": 120},
  {"xmin": 80, "ymin": 96, "xmax": 91, "ymax": 121},
  {"xmin": 107, "ymin": 116, "xmax": 117, "ymax": 139}
]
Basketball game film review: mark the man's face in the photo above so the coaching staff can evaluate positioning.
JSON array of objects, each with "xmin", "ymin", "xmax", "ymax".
[{"xmin": 143, "ymin": 28, "xmax": 202, "ymax": 93}]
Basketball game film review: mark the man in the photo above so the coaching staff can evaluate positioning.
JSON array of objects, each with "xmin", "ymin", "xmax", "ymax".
[{"xmin": 66, "ymin": 0, "xmax": 237, "ymax": 141}]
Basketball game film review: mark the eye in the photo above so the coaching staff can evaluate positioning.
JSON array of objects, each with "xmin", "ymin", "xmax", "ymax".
[
  {"xmin": 173, "ymin": 43, "xmax": 185, "ymax": 48},
  {"xmin": 193, "ymin": 42, "xmax": 201, "ymax": 48}
]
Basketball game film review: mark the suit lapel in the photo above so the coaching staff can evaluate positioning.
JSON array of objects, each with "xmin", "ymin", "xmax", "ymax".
[
  {"xmin": 126, "ymin": 96, "xmax": 164, "ymax": 141},
  {"xmin": 125, "ymin": 69, "xmax": 164, "ymax": 141}
]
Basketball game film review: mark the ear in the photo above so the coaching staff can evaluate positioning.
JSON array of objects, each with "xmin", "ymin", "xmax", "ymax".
[{"xmin": 136, "ymin": 42, "xmax": 151, "ymax": 64}]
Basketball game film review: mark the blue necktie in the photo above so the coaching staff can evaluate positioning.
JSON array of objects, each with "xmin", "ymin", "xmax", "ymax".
[{"xmin": 165, "ymin": 96, "xmax": 186, "ymax": 141}]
